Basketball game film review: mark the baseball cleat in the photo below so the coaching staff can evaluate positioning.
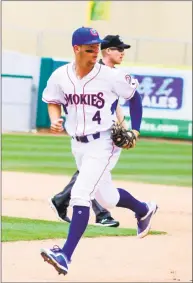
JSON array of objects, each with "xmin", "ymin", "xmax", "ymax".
[
  {"xmin": 49, "ymin": 198, "xmax": 71, "ymax": 223},
  {"xmin": 95, "ymin": 217, "xmax": 120, "ymax": 227},
  {"xmin": 40, "ymin": 245, "xmax": 69, "ymax": 276},
  {"xmin": 136, "ymin": 201, "xmax": 158, "ymax": 239}
]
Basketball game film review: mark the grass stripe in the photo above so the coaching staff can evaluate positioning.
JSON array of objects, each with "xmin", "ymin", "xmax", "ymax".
[
  {"xmin": 2, "ymin": 146, "xmax": 191, "ymax": 157},
  {"xmin": 2, "ymin": 151, "xmax": 191, "ymax": 163},
  {"xmin": 2, "ymin": 160, "xmax": 76, "ymax": 168},
  {"xmin": 2, "ymin": 158, "xmax": 191, "ymax": 172},
  {"xmin": 2, "ymin": 146, "xmax": 191, "ymax": 158},
  {"xmin": 2, "ymin": 151, "xmax": 73, "ymax": 158}
]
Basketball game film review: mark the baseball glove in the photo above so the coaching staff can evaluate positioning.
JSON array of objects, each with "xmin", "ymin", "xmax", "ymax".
[{"xmin": 111, "ymin": 122, "xmax": 137, "ymax": 149}]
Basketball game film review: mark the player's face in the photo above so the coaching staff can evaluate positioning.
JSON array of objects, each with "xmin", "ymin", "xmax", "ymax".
[
  {"xmin": 74, "ymin": 44, "xmax": 100, "ymax": 66},
  {"xmin": 108, "ymin": 47, "xmax": 125, "ymax": 65}
]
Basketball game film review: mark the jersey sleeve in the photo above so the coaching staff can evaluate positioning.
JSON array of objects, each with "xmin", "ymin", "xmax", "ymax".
[
  {"xmin": 112, "ymin": 69, "xmax": 138, "ymax": 100},
  {"xmin": 42, "ymin": 71, "xmax": 63, "ymax": 105}
]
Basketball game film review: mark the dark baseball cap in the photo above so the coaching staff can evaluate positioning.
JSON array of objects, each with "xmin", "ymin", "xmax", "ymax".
[
  {"xmin": 72, "ymin": 27, "xmax": 107, "ymax": 46},
  {"xmin": 101, "ymin": 35, "xmax": 131, "ymax": 50}
]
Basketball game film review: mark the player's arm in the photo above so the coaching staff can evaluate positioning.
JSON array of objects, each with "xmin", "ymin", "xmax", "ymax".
[
  {"xmin": 116, "ymin": 104, "xmax": 128, "ymax": 130},
  {"xmin": 129, "ymin": 91, "xmax": 142, "ymax": 138},
  {"xmin": 116, "ymin": 100, "xmax": 142, "ymax": 138},
  {"xmin": 42, "ymin": 71, "xmax": 64, "ymax": 133},
  {"xmin": 48, "ymin": 104, "xmax": 64, "ymax": 133}
]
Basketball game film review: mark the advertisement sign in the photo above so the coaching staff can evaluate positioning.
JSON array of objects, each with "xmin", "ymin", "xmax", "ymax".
[
  {"xmin": 122, "ymin": 75, "xmax": 184, "ymax": 110},
  {"xmin": 120, "ymin": 66, "xmax": 192, "ymax": 122}
]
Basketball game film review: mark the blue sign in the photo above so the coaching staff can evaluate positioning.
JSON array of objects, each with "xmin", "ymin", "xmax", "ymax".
[{"xmin": 123, "ymin": 75, "xmax": 184, "ymax": 110}]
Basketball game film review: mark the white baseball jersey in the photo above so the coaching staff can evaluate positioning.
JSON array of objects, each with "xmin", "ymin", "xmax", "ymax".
[{"xmin": 42, "ymin": 62, "xmax": 138, "ymax": 137}]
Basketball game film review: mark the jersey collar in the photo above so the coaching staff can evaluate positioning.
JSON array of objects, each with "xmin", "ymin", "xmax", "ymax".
[
  {"xmin": 69, "ymin": 62, "xmax": 101, "ymax": 85},
  {"xmin": 98, "ymin": 59, "xmax": 105, "ymax": 65},
  {"xmin": 98, "ymin": 59, "xmax": 116, "ymax": 68}
]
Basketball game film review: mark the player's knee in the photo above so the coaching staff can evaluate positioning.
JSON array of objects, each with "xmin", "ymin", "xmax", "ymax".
[
  {"xmin": 95, "ymin": 187, "xmax": 120, "ymax": 209},
  {"xmin": 95, "ymin": 195, "xmax": 118, "ymax": 209},
  {"xmin": 70, "ymin": 186, "xmax": 92, "ymax": 207}
]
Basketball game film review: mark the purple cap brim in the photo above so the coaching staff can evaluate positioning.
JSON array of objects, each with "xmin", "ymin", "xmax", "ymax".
[{"xmin": 83, "ymin": 39, "xmax": 108, "ymax": 45}]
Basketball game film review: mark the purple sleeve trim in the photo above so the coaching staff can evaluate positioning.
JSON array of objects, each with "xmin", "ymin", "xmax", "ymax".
[{"xmin": 129, "ymin": 92, "xmax": 142, "ymax": 132}]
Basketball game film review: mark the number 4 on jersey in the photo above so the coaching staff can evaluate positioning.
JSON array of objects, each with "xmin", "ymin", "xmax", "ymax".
[{"xmin": 92, "ymin": 110, "xmax": 101, "ymax": 124}]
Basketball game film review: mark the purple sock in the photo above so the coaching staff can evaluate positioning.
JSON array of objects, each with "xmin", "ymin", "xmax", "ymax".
[
  {"xmin": 62, "ymin": 205, "xmax": 90, "ymax": 261},
  {"xmin": 116, "ymin": 188, "xmax": 148, "ymax": 217}
]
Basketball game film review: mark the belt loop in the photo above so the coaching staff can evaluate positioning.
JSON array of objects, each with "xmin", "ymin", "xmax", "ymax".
[{"xmin": 93, "ymin": 132, "xmax": 100, "ymax": 139}]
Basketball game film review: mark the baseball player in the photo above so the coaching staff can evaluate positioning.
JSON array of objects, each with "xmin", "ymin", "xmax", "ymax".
[
  {"xmin": 50, "ymin": 34, "xmax": 134, "ymax": 228},
  {"xmin": 40, "ymin": 27, "xmax": 158, "ymax": 276}
]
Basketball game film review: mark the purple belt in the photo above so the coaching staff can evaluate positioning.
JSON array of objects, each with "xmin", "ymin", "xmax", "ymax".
[{"xmin": 72, "ymin": 132, "xmax": 100, "ymax": 143}]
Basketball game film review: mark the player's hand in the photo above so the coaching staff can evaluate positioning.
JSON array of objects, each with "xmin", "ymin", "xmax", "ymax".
[
  {"xmin": 132, "ymin": 129, "xmax": 140, "ymax": 138},
  {"xmin": 50, "ymin": 118, "xmax": 64, "ymax": 133},
  {"xmin": 125, "ymin": 130, "xmax": 139, "ymax": 149}
]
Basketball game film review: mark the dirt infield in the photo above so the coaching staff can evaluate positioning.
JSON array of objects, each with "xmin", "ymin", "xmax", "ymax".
[{"xmin": 2, "ymin": 171, "xmax": 192, "ymax": 282}]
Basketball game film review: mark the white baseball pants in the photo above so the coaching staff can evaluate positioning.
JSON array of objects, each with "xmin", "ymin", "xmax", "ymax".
[{"xmin": 70, "ymin": 131, "xmax": 122, "ymax": 208}]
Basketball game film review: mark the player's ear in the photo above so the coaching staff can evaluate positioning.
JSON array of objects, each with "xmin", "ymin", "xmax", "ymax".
[
  {"xmin": 106, "ymin": 48, "xmax": 111, "ymax": 55},
  {"xmin": 73, "ymin": 45, "xmax": 81, "ymax": 54}
]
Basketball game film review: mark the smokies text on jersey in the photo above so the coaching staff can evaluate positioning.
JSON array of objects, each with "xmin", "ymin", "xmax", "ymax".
[{"xmin": 63, "ymin": 92, "xmax": 105, "ymax": 109}]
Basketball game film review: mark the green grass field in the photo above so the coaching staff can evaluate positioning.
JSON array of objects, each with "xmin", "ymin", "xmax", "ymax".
[
  {"xmin": 2, "ymin": 216, "xmax": 166, "ymax": 242},
  {"xmin": 2, "ymin": 134, "xmax": 192, "ymax": 187}
]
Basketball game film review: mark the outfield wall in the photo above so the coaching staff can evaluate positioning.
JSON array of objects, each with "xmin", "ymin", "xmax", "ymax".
[{"xmin": 2, "ymin": 51, "xmax": 41, "ymax": 132}]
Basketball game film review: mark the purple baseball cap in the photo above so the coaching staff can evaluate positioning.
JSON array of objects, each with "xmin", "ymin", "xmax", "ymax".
[{"xmin": 72, "ymin": 27, "xmax": 107, "ymax": 46}]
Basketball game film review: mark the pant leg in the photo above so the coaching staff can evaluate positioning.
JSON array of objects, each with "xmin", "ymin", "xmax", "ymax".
[
  {"xmin": 94, "ymin": 171, "xmax": 120, "ymax": 209},
  {"xmin": 53, "ymin": 170, "xmax": 79, "ymax": 209},
  {"xmin": 91, "ymin": 199, "xmax": 111, "ymax": 220},
  {"xmin": 70, "ymin": 151, "xmax": 120, "ymax": 207}
]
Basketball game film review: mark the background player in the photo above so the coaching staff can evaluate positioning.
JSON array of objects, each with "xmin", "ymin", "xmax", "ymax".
[
  {"xmin": 40, "ymin": 27, "xmax": 158, "ymax": 276},
  {"xmin": 50, "ymin": 34, "xmax": 142, "ymax": 227}
]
